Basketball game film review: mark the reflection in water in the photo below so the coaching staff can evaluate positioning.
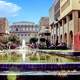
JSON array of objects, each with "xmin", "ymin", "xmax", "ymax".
[
  {"xmin": 19, "ymin": 39, "xmax": 29, "ymax": 62},
  {"xmin": 0, "ymin": 50, "xmax": 79, "ymax": 63}
]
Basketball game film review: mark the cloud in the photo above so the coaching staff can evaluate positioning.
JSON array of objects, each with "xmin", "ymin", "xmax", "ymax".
[{"xmin": 0, "ymin": 0, "xmax": 21, "ymax": 17}]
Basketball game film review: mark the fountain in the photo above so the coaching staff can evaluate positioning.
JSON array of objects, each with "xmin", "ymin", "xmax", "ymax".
[
  {"xmin": 18, "ymin": 39, "xmax": 29, "ymax": 62},
  {"xmin": 22, "ymin": 39, "xmax": 26, "ymax": 62},
  {"xmin": 18, "ymin": 39, "xmax": 37, "ymax": 62},
  {"xmin": 22, "ymin": 39, "xmax": 26, "ymax": 49}
]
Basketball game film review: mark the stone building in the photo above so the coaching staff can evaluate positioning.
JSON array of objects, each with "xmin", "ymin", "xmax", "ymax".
[
  {"xmin": 0, "ymin": 17, "xmax": 9, "ymax": 42},
  {"xmin": 10, "ymin": 21, "xmax": 38, "ymax": 43},
  {"xmin": 39, "ymin": 17, "xmax": 51, "ymax": 44},
  {"xmin": 39, "ymin": 17, "xmax": 50, "ymax": 30},
  {"xmin": 49, "ymin": 0, "xmax": 80, "ymax": 50}
]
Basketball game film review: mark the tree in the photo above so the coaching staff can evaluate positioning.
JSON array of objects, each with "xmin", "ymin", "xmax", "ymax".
[
  {"xmin": 8, "ymin": 34, "xmax": 20, "ymax": 45},
  {"xmin": 2, "ymin": 36, "xmax": 8, "ymax": 44},
  {"xmin": 29, "ymin": 37, "xmax": 38, "ymax": 44},
  {"xmin": 40, "ymin": 38, "xmax": 46, "ymax": 42}
]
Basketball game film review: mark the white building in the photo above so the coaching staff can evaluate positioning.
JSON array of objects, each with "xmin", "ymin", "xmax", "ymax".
[{"xmin": 10, "ymin": 21, "xmax": 39, "ymax": 43}]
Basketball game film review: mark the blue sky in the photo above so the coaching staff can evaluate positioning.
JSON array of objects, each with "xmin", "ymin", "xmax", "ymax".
[{"xmin": 0, "ymin": 0, "xmax": 53, "ymax": 24}]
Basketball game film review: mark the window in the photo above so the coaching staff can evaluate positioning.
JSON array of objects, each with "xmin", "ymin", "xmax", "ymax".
[
  {"xmin": 64, "ymin": 18, "xmax": 66, "ymax": 24},
  {"xmin": 30, "ymin": 27, "xmax": 32, "ymax": 31},
  {"xmin": 16, "ymin": 28, "xmax": 18, "ymax": 31},
  {"xmin": 26, "ymin": 28, "xmax": 28, "ymax": 31},
  {"xmin": 61, "ymin": 0, "xmax": 70, "ymax": 12},
  {"xmin": 22, "ymin": 27, "xmax": 25, "ymax": 31},
  {"xmin": 28, "ymin": 34, "xmax": 30, "ymax": 36},
  {"xmin": 78, "ymin": 11, "xmax": 80, "ymax": 18},
  {"xmin": 69, "ymin": 13, "xmax": 72, "ymax": 20},
  {"xmin": 56, "ymin": 24, "xmax": 58, "ymax": 28},
  {"xmin": 21, "ymin": 34, "xmax": 23, "ymax": 36},
  {"xmin": 54, "ymin": 0, "xmax": 60, "ymax": 12},
  {"xmin": 46, "ymin": 27, "xmax": 49, "ymax": 29},
  {"xmin": 60, "ymin": 21, "xmax": 62, "ymax": 26},
  {"xmin": 33, "ymin": 28, "xmax": 35, "ymax": 31}
]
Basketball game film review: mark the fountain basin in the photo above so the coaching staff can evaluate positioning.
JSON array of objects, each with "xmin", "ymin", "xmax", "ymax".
[{"xmin": 0, "ymin": 63, "xmax": 80, "ymax": 72}]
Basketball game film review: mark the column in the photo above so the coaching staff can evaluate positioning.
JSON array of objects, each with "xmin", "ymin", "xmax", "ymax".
[
  {"xmin": 55, "ymin": 24, "xmax": 58, "ymax": 45},
  {"xmin": 50, "ymin": 24, "xmax": 53, "ymax": 44},
  {"xmin": 66, "ymin": 16, "xmax": 69, "ymax": 48},
  {"xmin": 73, "ymin": 11, "xmax": 78, "ymax": 33},
  {"xmin": 72, "ymin": 11, "xmax": 78, "ymax": 50},
  {"xmin": 51, "ymin": 25, "xmax": 53, "ymax": 44},
  {"xmin": 53, "ymin": 26, "xmax": 55, "ymax": 44},
  {"xmin": 62, "ymin": 20, "xmax": 64, "ymax": 42},
  {"xmin": 58, "ymin": 23, "xmax": 60, "ymax": 43}
]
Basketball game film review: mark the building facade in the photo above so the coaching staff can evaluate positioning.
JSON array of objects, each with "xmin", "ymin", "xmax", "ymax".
[
  {"xmin": 49, "ymin": 0, "xmax": 80, "ymax": 50},
  {"xmin": 39, "ymin": 17, "xmax": 49, "ymax": 30},
  {"xmin": 39, "ymin": 17, "xmax": 51, "ymax": 44},
  {"xmin": 49, "ymin": 3, "xmax": 55, "ymax": 44},
  {"xmin": 0, "ymin": 17, "xmax": 9, "ymax": 42},
  {"xmin": 10, "ymin": 21, "xmax": 38, "ymax": 43}
]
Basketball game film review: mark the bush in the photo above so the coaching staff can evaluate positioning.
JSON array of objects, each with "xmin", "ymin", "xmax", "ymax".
[{"xmin": 29, "ymin": 37, "xmax": 38, "ymax": 44}]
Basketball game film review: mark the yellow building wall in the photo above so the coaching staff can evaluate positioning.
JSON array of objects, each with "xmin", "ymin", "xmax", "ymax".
[
  {"xmin": 60, "ymin": 27, "xmax": 63, "ymax": 35},
  {"xmin": 69, "ymin": 20, "xmax": 74, "ymax": 32},
  {"xmin": 60, "ymin": 0, "xmax": 80, "ymax": 19},
  {"xmin": 64, "ymin": 23, "xmax": 68, "ymax": 33},
  {"xmin": 60, "ymin": 0, "xmax": 72, "ymax": 19},
  {"xmin": 72, "ymin": 0, "xmax": 80, "ymax": 10},
  {"xmin": 60, "ymin": 0, "xmax": 68, "ymax": 6}
]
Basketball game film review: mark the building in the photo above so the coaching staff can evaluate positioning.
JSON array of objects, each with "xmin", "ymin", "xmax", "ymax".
[
  {"xmin": 39, "ymin": 17, "xmax": 51, "ymax": 44},
  {"xmin": 39, "ymin": 17, "xmax": 49, "ymax": 30},
  {"xmin": 49, "ymin": 0, "xmax": 80, "ymax": 50},
  {"xmin": 49, "ymin": 3, "xmax": 55, "ymax": 44},
  {"xmin": 49, "ymin": 0, "xmax": 60, "ymax": 45},
  {"xmin": 10, "ymin": 21, "xmax": 38, "ymax": 43},
  {"xmin": 0, "ymin": 17, "xmax": 9, "ymax": 42}
]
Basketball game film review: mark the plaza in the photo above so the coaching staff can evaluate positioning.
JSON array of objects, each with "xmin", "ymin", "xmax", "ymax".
[{"xmin": 0, "ymin": 0, "xmax": 80, "ymax": 79}]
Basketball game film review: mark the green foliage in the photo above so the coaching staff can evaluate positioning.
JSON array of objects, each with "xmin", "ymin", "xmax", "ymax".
[
  {"xmin": 8, "ymin": 34, "xmax": 20, "ymax": 44},
  {"xmin": 29, "ymin": 37, "xmax": 38, "ymax": 44},
  {"xmin": 2, "ymin": 37, "xmax": 8, "ymax": 44}
]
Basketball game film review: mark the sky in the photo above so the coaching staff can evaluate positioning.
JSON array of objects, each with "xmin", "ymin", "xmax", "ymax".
[{"xmin": 0, "ymin": 0, "xmax": 53, "ymax": 24}]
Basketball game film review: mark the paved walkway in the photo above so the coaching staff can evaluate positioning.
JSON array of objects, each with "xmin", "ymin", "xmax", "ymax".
[{"xmin": 0, "ymin": 71, "xmax": 80, "ymax": 76}]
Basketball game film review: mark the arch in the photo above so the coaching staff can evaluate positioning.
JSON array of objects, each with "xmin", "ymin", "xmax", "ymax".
[
  {"xmin": 16, "ymin": 28, "xmax": 18, "ymax": 31},
  {"xmin": 69, "ymin": 31, "xmax": 73, "ymax": 48},
  {"xmin": 54, "ymin": 34, "xmax": 56, "ymax": 39},
  {"xmin": 60, "ymin": 35, "xmax": 62, "ymax": 43},
  {"xmin": 54, "ymin": 34, "xmax": 56, "ymax": 43},
  {"xmin": 64, "ymin": 33, "xmax": 67, "ymax": 43},
  {"xmin": 55, "ymin": 36, "xmax": 59, "ymax": 45}
]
